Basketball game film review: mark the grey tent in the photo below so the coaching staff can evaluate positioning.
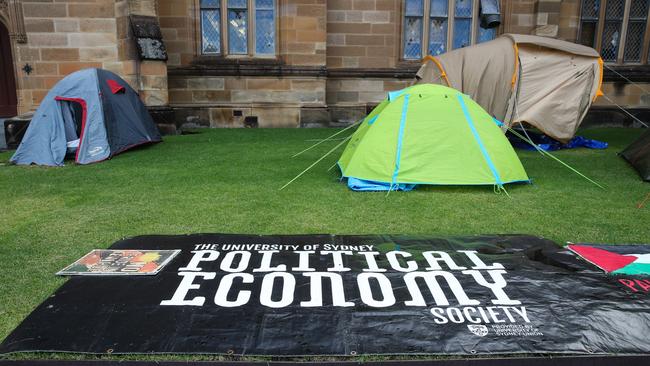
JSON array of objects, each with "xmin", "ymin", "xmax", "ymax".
[
  {"xmin": 11, "ymin": 68, "xmax": 161, "ymax": 166},
  {"xmin": 621, "ymin": 130, "xmax": 650, "ymax": 181}
]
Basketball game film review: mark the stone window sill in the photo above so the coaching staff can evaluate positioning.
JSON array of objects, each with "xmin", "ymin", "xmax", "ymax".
[{"xmin": 191, "ymin": 56, "xmax": 282, "ymax": 67}]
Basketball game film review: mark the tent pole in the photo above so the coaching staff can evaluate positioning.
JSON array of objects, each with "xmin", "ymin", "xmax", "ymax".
[
  {"xmin": 601, "ymin": 94, "xmax": 649, "ymax": 128},
  {"xmin": 292, "ymin": 119, "xmax": 362, "ymax": 158},
  {"xmin": 507, "ymin": 127, "xmax": 605, "ymax": 190},
  {"xmin": 603, "ymin": 64, "xmax": 650, "ymax": 95},
  {"xmin": 280, "ymin": 135, "xmax": 352, "ymax": 190},
  {"xmin": 516, "ymin": 121, "xmax": 547, "ymax": 158},
  {"xmin": 328, "ymin": 161, "xmax": 339, "ymax": 171}
]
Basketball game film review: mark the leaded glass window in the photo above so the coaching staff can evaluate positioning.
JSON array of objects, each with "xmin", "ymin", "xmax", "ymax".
[
  {"xmin": 602, "ymin": 0, "xmax": 625, "ymax": 61},
  {"xmin": 453, "ymin": 0, "xmax": 472, "ymax": 49},
  {"xmin": 624, "ymin": 0, "xmax": 649, "ymax": 62},
  {"xmin": 429, "ymin": 0, "xmax": 448, "ymax": 55},
  {"xmin": 579, "ymin": 0, "xmax": 650, "ymax": 64},
  {"xmin": 201, "ymin": 0, "xmax": 221, "ymax": 54},
  {"xmin": 403, "ymin": 0, "xmax": 498, "ymax": 60},
  {"xmin": 228, "ymin": 0, "xmax": 248, "ymax": 54},
  {"xmin": 579, "ymin": 0, "xmax": 600, "ymax": 47},
  {"xmin": 199, "ymin": 0, "xmax": 276, "ymax": 57},
  {"xmin": 404, "ymin": 0, "xmax": 424, "ymax": 59},
  {"xmin": 255, "ymin": 0, "xmax": 275, "ymax": 55}
]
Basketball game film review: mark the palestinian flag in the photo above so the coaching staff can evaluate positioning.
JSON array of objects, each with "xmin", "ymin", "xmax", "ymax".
[{"xmin": 568, "ymin": 244, "xmax": 650, "ymax": 276}]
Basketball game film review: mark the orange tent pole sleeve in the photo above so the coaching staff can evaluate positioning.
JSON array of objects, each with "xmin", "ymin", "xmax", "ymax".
[
  {"xmin": 511, "ymin": 43, "xmax": 519, "ymax": 89},
  {"xmin": 422, "ymin": 55, "xmax": 451, "ymax": 87},
  {"xmin": 594, "ymin": 57, "xmax": 604, "ymax": 101}
]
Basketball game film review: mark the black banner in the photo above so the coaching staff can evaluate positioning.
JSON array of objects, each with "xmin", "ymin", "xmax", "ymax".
[
  {"xmin": 2, "ymin": 358, "xmax": 650, "ymax": 366},
  {"xmin": 1, "ymin": 234, "xmax": 649, "ymax": 356}
]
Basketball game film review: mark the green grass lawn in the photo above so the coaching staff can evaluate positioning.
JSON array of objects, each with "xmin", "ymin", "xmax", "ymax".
[{"xmin": 0, "ymin": 127, "xmax": 648, "ymax": 358}]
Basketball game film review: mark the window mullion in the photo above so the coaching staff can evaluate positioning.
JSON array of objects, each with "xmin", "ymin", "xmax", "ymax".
[
  {"xmin": 423, "ymin": 0, "xmax": 431, "ymax": 57},
  {"xmin": 197, "ymin": 2, "xmax": 200, "ymax": 56},
  {"xmin": 617, "ymin": 0, "xmax": 632, "ymax": 63},
  {"xmin": 249, "ymin": 0, "xmax": 254, "ymax": 57},
  {"xmin": 448, "ymin": 0, "xmax": 454, "ymax": 50},
  {"xmin": 471, "ymin": 0, "xmax": 479, "ymax": 45},
  {"xmin": 596, "ymin": 0, "xmax": 607, "ymax": 52},
  {"xmin": 272, "ymin": 0, "xmax": 278, "ymax": 57},
  {"xmin": 400, "ymin": 1, "xmax": 405, "ymax": 59},
  {"xmin": 221, "ymin": 0, "xmax": 228, "ymax": 56}
]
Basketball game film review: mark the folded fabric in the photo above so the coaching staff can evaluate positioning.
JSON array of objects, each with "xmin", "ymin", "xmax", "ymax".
[{"xmin": 347, "ymin": 177, "xmax": 416, "ymax": 192}]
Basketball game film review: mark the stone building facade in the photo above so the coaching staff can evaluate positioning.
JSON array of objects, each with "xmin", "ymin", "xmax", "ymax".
[{"xmin": 0, "ymin": 0, "xmax": 649, "ymax": 130}]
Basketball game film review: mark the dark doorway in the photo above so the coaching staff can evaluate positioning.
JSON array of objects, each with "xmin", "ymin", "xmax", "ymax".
[
  {"xmin": 0, "ymin": 21, "xmax": 17, "ymax": 117},
  {"xmin": 59, "ymin": 100, "xmax": 84, "ymax": 156}
]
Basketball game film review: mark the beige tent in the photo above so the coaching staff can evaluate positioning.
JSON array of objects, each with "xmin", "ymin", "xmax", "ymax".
[{"xmin": 416, "ymin": 34, "xmax": 603, "ymax": 142}]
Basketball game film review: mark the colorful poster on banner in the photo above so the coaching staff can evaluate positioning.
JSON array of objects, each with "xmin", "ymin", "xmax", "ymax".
[
  {"xmin": 57, "ymin": 249, "xmax": 180, "ymax": 276},
  {"xmin": 1, "ymin": 234, "xmax": 649, "ymax": 357}
]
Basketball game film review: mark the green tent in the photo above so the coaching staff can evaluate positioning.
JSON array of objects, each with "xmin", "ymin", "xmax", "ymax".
[{"xmin": 338, "ymin": 84, "xmax": 529, "ymax": 191}]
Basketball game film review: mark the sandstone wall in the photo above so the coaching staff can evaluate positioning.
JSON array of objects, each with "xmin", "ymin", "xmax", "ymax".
[
  {"xmin": 3, "ymin": 0, "xmax": 647, "ymax": 126},
  {"xmin": 160, "ymin": 0, "xmax": 328, "ymax": 128},
  {"xmin": 326, "ymin": 0, "xmax": 400, "ymax": 69},
  {"xmin": 14, "ymin": 0, "xmax": 120, "ymax": 113},
  {"xmin": 168, "ymin": 75, "xmax": 326, "ymax": 127},
  {"xmin": 9, "ymin": 0, "xmax": 167, "ymax": 113}
]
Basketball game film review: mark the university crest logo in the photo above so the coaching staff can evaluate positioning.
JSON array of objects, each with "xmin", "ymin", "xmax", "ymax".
[{"xmin": 467, "ymin": 325, "xmax": 488, "ymax": 337}]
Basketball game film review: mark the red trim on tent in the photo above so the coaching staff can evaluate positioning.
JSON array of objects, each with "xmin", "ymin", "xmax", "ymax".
[
  {"xmin": 55, "ymin": 96, "xmax": 88, "ymax": 163},
  {"xmin": 106, "ymin": 79, "xmax": 125, "ymax": 94}
]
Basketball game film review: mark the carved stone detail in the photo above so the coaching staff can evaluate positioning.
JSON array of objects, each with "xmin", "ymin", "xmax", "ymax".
[{"xmin": 0, "ymin": 0, "xmax": 27, "ymax": 43}]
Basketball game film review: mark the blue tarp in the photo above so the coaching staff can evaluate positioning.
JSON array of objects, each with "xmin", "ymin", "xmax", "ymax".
[{"xmin": 508, "ymin": 131, "xmax": 608, "ymax": 151}]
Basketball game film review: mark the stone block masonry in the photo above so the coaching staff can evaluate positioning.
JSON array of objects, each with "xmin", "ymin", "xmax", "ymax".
[
  {"xmin": 10, "ymin": 0, "xmax": 168, "ymax": 113},
  {"xmin": 168, "ymin": 75, "xmax": 326, "ymax": 128},
  {"xmin": 2, "ymin": 0, "xmax": 646, "ymax": 128},
  {"xmin": 326, "ymin": 0, "xmax": 400, "ymax": 69}
]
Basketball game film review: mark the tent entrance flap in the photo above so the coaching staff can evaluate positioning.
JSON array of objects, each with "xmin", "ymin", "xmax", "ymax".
[{"xmin": 59, "ymin": 99, "xmax": 83, "ymax": 154}]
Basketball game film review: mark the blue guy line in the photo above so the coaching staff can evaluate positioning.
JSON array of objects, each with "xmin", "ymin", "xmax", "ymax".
[
  {"xmin": 457, "ymin": 94, "xmax": 503, "ymax": 186},
  {"xmin": 391, "ymin": 94, "xmax": 410, "ymax": 186},
  {"xmin": 368, "ymin": 115, "xmax": 379, "ymax": 125}
]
